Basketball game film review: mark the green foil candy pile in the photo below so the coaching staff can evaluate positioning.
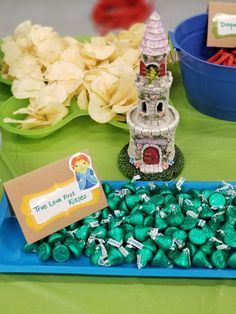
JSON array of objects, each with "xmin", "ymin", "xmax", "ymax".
[{"xmin": 24, "ymin": 181, "xmax": 236, "ymax": 269}]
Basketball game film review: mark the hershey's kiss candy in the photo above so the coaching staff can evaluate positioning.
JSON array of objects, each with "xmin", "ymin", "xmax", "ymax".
[
  {"xmin": 155, "ymin": 235, "xmax": 173, "ymax": 251},
  {"xmin": 140, "ymin": 202, "xmax": 156, "ymax": 215},
  {"xmin": 165, "ymin": 207, "xmax": 184, "ymax": 226},
  {"xmin": 84, "ymin": 239, "xmax": 96, "ymax": 257},
  {"xmin": 107, "ymin": 227, "xmax": 124, "ymax": 243},
  {"xmin": 227, "ymin": 252, "xmax": 236, "ymax": 269},
  {"xmin": 24, "ymin": 242, "xmax": 39, "ymax": 253},
  {"xmin": 143, "ymin": 239, "xmax": 157, "ymax": 254},
  {"xmin": 211, "ymin": 250, "xmax": 227, "ymax": 268},
  {"xmin": 90, "ymin": 226, "xmax": 107, "ymax": 240},
  {"xmin": 125, "ymin": 212, "xmax": 144, "ymax": 226},
  {"xmin": 188, "ymin": 228, "xmax": 207, "ymax": 245},
  {"xmin": 164, "ymin": 227, "xmax": 178, "ymax": 236},
  {"xmin": 173, "ymin": 248, "xmax": 191, "ymax": 268},
  {"xmin": 125, "ymin": 194, "xmax": 142, "ymax": 209},
  {"xmin": 107, "ymin": 193, "xmax": 121, "ymax": 211},
  {"xmin": 137, "ymin": 247, "xmax": 153, "ymax": 269},
  {"xmin": 201, "ymin": 240, "xmax": 215, "ymax": 256},
  {"xmin": 192, "ymin": 250, "xmax": 212, "ymax": 268},
  {"xmin": 154, "ymin": 213, "xmax": 168, "ymax": 230},
  {"xmin": 106, "ymin": 247, "xmax": 124, "ymax": 266},
  {"xmin": 181, "ymin": 216, "xmax": 197, "ymax": 230},
  {"xmin": 38, "ymin": 243, "xmax": 51, "ymax": 262},
  {"xmin": 119, "ymin": 199, "xmax": 129, "ymax": 213},
  {"xmin": 102, "ymin": 183, "xmax": 113, "ymax": 195},
  {"xmin": 199, "ymin": 205, "xmax": 214, "ymax": 219},
  {"xmin": 209, "ymin": 193, "xmax": 226, "ymax": 207},
  {"xmin": 151, "ymin": 249, "xmax": 172, "ymax": 267},
  {"xmin": 186, "ymin": 243, "xmax": 197, "ymax": 257},
  {"xmin": 124, "ymin": 246, "xmax": 136, "ymax": 264},
  {"xmin": 224, "ymin": 231, "xmax": 236, "ymax": 248},
  {"xmin": 75, "ymin": 225, "xmax": 90, "ymax": 241},
  {"xmin": 134, "ymin": 227, "xmax": 152, "ymax": 242},
  {"xmin": 52, "ymin": 245, "xmax": 70, "ymax": 263},
  {"xmin": 144, "ymin": 216, "xmax": 154, "ymax": 227},
  {"xmin": 150, "ymin": 194, "xmax": 165, "ymax": 206}
]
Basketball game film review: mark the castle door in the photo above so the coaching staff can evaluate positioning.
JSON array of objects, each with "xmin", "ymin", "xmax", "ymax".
[{"xmin": 143, "ymin": 147, "xmax": 160, "ymax": 164}]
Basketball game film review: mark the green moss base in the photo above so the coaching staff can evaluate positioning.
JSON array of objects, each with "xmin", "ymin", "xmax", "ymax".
[{"xmin": 118, "ymin": 144, "xmax": 184, "ymax": 181}]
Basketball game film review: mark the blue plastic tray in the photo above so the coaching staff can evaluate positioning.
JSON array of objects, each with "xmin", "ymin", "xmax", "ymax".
[{"xmin": 0, "ymin": 180, "xmax": 236, "ymax": 278}]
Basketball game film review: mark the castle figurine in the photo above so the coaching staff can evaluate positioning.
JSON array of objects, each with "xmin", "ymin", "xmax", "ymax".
[{"xmin": 118, "ymin": 11, "xmax": 184, "ymax": 180}]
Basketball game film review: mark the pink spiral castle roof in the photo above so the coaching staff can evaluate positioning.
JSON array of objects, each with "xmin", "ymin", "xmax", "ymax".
[{"xmin": 140, "ymin": 11, "xmax": 170, "ymax": 56}]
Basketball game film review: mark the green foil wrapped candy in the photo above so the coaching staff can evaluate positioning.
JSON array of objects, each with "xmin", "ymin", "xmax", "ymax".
[
  {"xmin": 181, "ymin": 216, "xmax": 197, "ymax": 230},
  {"xmin": 165, "ymin": 207, "xmax": 184, "ymax": 227},
  {"xmin": 38, "ymin": 243, "xmax": 51, "ymax": 262},
  {"xmin": 173, "ymin": 248, "xmax": 191, "ymax": 268},
  {"xmin": 151, "ymin": 249, "xmax": 172, "ymax": 267},
  {"xmin": 150, "ymin": 194, "xmax": 165, "ymax": 206},
  {"xmin": 123, "ymin": 224, "xmax": 134, "ymax": 232},
  {"xmin": 164, "ymin": 227, "xmax": 178, "ymax": 236},
  {"xmin": 101, "ymin": 208, "xmax": 111, "ymax": 219},
  {"xmin": 122, "ymin": 182, "xmax": 136, "ymax": 193},
  {"xmin": 201, "ymin": 240, "xmax": 215, "ymax": 256},
  {"xmin": 160, "ymin": 185, "xmax": 173, "ymax": 196},
  {"xmin": 75, "ymin": 225, "xmax": 90, "ymax": 241},
  {"xmin": 211, "ymin": 250, "xmax": 227, "ymax": 268},
  {"xmin": 119, "ymin": 199, "xmax": 129, "ymax": 213},
  {"xmin": 125, "ymin": 194, "xmax": 142, "ymax": 209},
  {"xmin": 144, "ymin": 216, "xmax": 154, "ymax": 227},
  {"xmin": 155, "ymin": 235, "xmax": 173, "ymax": 251},
  {"xmin": 48, "ymin": 233, "xmax": 64, "ymax": 246},
  {"xmin": 106, "ymin": 247, "xmax": 124, "ymax": 266},
  {"xmin": 124, "ymin": 246, "xmax": 136, "ymax": 264},
  {"xmin": 90, "ymin": 226, "xmax": 107, "ymax": 240},
  {"xmin": 186, "ymin": 243, "xmax": 197, "ymax": 257},
  {"xmin": 164, "ymin": 194, "xmax": 177, "ymax": 206},
  {"xmin": 102, "ymin": 183, "xmax": 113, "ymax": 195},
  {"xmin": 188, "ymin": 228, "xmax": 207, "ymax": 245},
  {"xmin": 134, "ymin": 227, "xmax": 152, "ymax": 242},
  {"xmin": 24, "ymin": 242, "xmax": 39, "ymax": 253},
  {"xmin": 84, "ymin": 239, "xmax": 96, "ymax": 257},
  {"xmin": 124, "ymin": 230, "xmax": 134, "ymax": 243},
  {"xmin": 142, "ymin": 239, "xmax": 157, "ymax": 254},
  {"xmin": 125, "ymin": 212, "xmax": 144, "ymax": 226},
  {"xmin": 227, "ymin": 252, "xmax": 236, "ymax": 268},
  {"xmin": 172, "ymin": 229, "xmax": 187, "ymax": 241},
  {"xmin": 107, "ymin": 227, "xmax": 124, "ymax": 243},
  {"xmin": 107, "ymin": 193, "xmax": 121, "ymax": 211},
  {"xmin": 202, "ymin": 224, "xmax": 216, "ymax": 239},
  {"xmin": 67, "ymin": 241, "xmax": 83, "ymax": 259},
  {"xmin": 224, "ymin": 231, "xmax": 236, "ymax": 248},
  {"xmin": 209, "ymin": 193, "xmax": 226, "ymax": 207},
  {"xmin": 52, "ymin": 245, "xmax": 70, "ymax": 263},
  {"xmin": 192, "ymin": 250, "xmax": 212, "ymax": 268},
  {"xmin": 140, "ymin": 202, "xmax": 156, "ymax": 215},
  {"xmin": 137, "ymin": 247, "xmax": 153, "ymax": 269},
  {"xmin": 154, "ymin": 213, "xmax": 168, "ymax": 230},
  {"xmin": 199, "ymin": 205, "xmax": 214, "ymax": 219},
  {"xmin": 201, "ymin": 189, "xmax": 213, "ymax": 201}
]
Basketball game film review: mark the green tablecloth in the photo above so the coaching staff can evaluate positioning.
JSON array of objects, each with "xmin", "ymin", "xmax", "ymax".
[{"xmin": 0, "ymin": 64, "xmax": 236, "ymax": 313}]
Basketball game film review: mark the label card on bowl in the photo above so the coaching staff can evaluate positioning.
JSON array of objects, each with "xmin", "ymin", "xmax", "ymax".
[
  {"xmin": 3, "ymin": 152, "xmax": 108, "ymax": 243},
  {"xmin": 208, "ymin": 1, "xmax": 236, "ymax": 47}
]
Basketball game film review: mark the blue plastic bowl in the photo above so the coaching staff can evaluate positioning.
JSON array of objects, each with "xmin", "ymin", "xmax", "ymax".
[{"xmin": 169, "ymin": 13, "xmax": 236, "ymax": 121}]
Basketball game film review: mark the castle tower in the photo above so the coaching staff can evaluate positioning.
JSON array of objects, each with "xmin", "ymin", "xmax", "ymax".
[{"xmin": 126, "ymin": 11, "xmax": 180, "ymax": 174}]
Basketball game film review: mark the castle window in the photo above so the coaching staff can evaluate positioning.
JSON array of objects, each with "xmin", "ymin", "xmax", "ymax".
[
  {"xmin": 142, "ymin": 101, "xmax": 147, "ymax": 113},
  {"xmin": 157, "ymin": 102, "xmax": 163, "ymax": 112}
]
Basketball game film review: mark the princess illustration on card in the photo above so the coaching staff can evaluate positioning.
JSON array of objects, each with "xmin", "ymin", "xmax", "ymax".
[{"xmin": 70, "ymin": 153, "xmax": 98, "ymax": 190}]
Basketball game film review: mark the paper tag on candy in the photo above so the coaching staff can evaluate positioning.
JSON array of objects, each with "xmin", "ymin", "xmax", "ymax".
[
  {"xmin": 207, "ymin": 1, "xmax": 236, "ymax": 48},
  {"xmin": 119, "ymin": 246, "xmax": 129, "ymax": 257},
  {"xmin": 176, "ymin": 177, "xmax": 185, "ymax": 190},
  {"xmin": 3, "ymin": 152, "xmax": 108, "ymax": 243},
  {"xmin": 127, "ymin": 237, "xmax": 144, "ymax": 249},
  {"xmin": 107, "ymin": 238, "xmax": 122, "ymax": 248}
]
